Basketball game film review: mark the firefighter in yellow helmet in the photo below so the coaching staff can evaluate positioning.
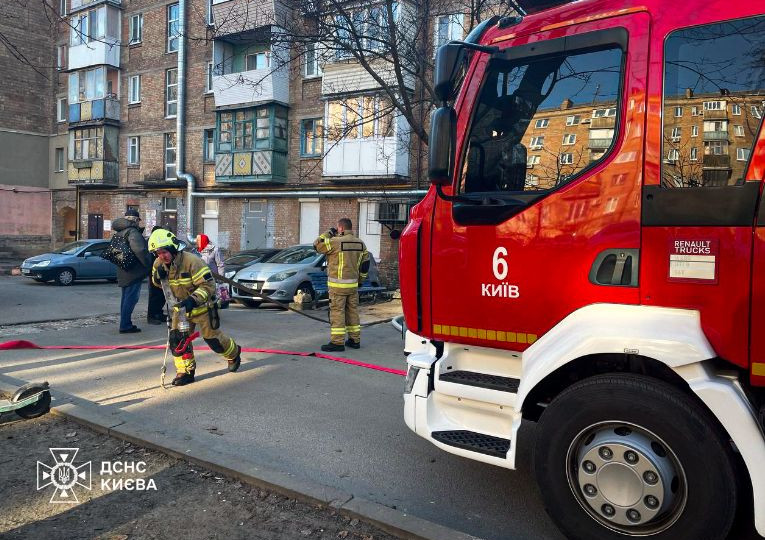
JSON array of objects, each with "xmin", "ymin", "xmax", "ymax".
[
  {"xmin": 148, "ymin": 228, "xmax": 241, "ymax": 386},
  {"xmin": 314, "ymin": 218, "xmax": 370, "ymax": 351}
]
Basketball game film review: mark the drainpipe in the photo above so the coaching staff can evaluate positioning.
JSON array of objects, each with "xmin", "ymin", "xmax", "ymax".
[{"xmin": 177, "ymin": 0, "xmax": 195, "ymax": 241}]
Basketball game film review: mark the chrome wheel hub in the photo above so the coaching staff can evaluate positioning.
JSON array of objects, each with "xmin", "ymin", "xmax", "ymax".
[{"xmin": 567, "ymin": 422, "xmax": 687, "ymax": 534}]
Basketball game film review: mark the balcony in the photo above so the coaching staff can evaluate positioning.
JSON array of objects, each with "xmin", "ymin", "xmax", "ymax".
[
  {"xmin": 588, "ymin": 138, "xmax": 612, "ymax": 149},
  {"xmin": 67, "ymin": 160, "xmax": 118, "ymax": 186},
  {"xmin": 323, "ymin": 137, "xmax": 409, "ymax": 178},
  {"xmin": 69, "ymin": 40, "xmax": 120, "ymax": 70},
  {"xmin": 69, "ymin": 0, "xmax": 120, "ymax": 14},
  {"xmin": 703, "ymin": 109, "xmax": 728, "ymax": 120},
  {"xmin": 212, "ymin": 68, "xmax": 289, "ymax": 108},
  {"xmin": 214, "ymin": 150, "xmax": 287, "ymax": 183},
  {"xmin": 703, "ymin": 130, "xmax": 729, "ymax": 141},
  {"xmin": 590, "ymin": 116, "xmax": 616, "ymax": 129},
  {"xmin": 322, "ymin": 60, "xmax": 415, "ymax": 95},
  {"xmin": 702, "ymin": 154, "xmax": 731, "ymax": 168},
  {"xmin": 68, "ymin": 97, "xmax": 120, "ymax": 125},
  {"xmin": 211, "ymin": 0, "xmax": 288, "ymax": 36}
]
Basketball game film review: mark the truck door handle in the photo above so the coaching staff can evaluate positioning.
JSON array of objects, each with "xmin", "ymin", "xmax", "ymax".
[{"xmin": 589, "ymin": 249, "xmax": 639, "ymax": 287}]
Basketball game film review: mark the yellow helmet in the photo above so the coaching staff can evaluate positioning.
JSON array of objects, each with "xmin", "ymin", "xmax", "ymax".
[{"xmin": 148, "ymin": 228, "xmax": 179, "ymax": 253}]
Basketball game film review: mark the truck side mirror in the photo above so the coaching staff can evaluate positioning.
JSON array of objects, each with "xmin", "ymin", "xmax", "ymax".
[
  {"xmin": 434, "ymin": 43, "xmax": 465, "ymax": 102},
  {"xmin": 429, "ymin": 106, "xmax": 457, "ymax": 185}
]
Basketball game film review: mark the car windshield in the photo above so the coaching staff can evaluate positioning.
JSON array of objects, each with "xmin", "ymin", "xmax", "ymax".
[
  {"xmin": 268, "ymin": 246, "xmax": 319, "ymax": 265},
  {"xmin": 52, "ymin": 241, "xmax": 89, "ymax": 255},
  {"xmin": 226, "ymin": 253, "xmax": 262, "ymax": 265}
]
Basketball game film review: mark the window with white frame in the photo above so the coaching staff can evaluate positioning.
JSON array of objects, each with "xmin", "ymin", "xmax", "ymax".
[
  {"xmin": 72, "ymin": 127, "xmax": 103, "ymax": 160},
  {"xmin": 300, "ymin": 118, "xmax": 323, "ymax": 157},
  {"xmin": 326, "ymin": 95, "xmax": 394, "ymax": 141},
  {"xmin": 206, "ymin": 0, "xmax": 214, "ymax": 25},
  {"xmin": 128, "ymin": 75, "xmax": 141, "ymax": 104},
  {"xmin": 245, "ymin": 51, "xmax": 270, "ymax": 71},
  {"xmin": 166, "ymin": 68, "xmax": 177, "ymax": 117},
  {"xmin": 753, "ymin": 105, "xmax": 762, "ymax": 119},
  {"xmin": 129, "ymin": 13, "xmax": 142, "ymax": 44},
  {"xmin": 205, "ymin": 62, "xmax": 213, "ymax": 93},
  {"xmin": 165, "ymin": 133, "xmax": 177, "ymax": 179},
  {"xmin": 203, "ymin": 129, "xmax": 214, "ymax": 162},
  {"xmin": 704, "ymin": 140, "xmax": 728, "ymax": 155},
  {"xmin": 690, "ymin": 147, "xmax": 698, "ymax": 161},
  {"xmin": 527, "ymin": 155, "xmax": 540, "ymax": 167},
  {"xmin": 666, "ymin": 149, "xmax": 679, "ymax": 162},
  {"xmin": 526, "ymin": 174, "xmax": 539, "ymax": 187},
  {"xmin": 57, "ymin": 97, "xmax": 67, "ymax": 122},
  {"xmin": 732, "ymin": 103, "xmax": 742, "ymax": 115},
  {"xmin": 70, "ymin": 6, "xmax": 117, "ymax": 46},
  {"xmin": 566, "ymin": 115, "xmax": 581, "ymax": 125},
  {"xmin": 703, "ymin": 100, "xmax": 723, "ymax": 111},
  {"xmin": 127, "ymin": 136, "xmax": 140, "ymax": 165},
  {"xmin": 734, "ymin": 125, "xmax": 745, "ymax": 137},
  {"xmin": 204, "ymin": 199, "xmax": 219, "ymax": 215},
  {"xmin": 167, "ymin": 3, "xmax": 179, "ymax": 53},
  {"xmin": 737, "ymin": 147, "xmax": 751, "ymax": 161},
  {"xmin": 68, "ymin": 66, "xmax": 106, "ymax": 103},
  {"xmin": 671, "ymin": 126, "xmax": 682, "ymax": 140},
  {"xmin": 562, "ymin": 133, "xmax": 576, "ymax": 145},
  {"xmin": 59, "ymin": 0, "xmax": 67, "ymax": 16},
  {"xmin": 691, "ymin": 106, "xmax": 699, "ymax": 116},
  {"xmin": 691, "ymin": 125, "xmax": 698, "ymax": 137},
  {"xmin": 560, "ymin": 153, "xmax": 574, "ymax": 164},
  {"xmin": 55, "ymin": 147, "xmax": 65, "ymax": 172},
  {"xmin": 434, "ymin": 13, "xmax": 463, "ymax": 51},
  {"xmin": 674, "ymin": 106, "xmax": 683, "ymax": 117},
  {"xmin": 57, "ymin": 45, "xmax": 66, "ymax": 70},
  {"xmin": 592, "ymin": 107, "xmax": 616, "ymax": 118},
  {"xmin": 535, "ymin": 118, "xmax": 549, "ymax": 128},
  {"xmin": 529, "ymin": 136, "xmax": 544, "ymax": 149},
  {"xmin": 703, "ymin": 120, "xmax": 727, "ymax": 132},
  {"xmin": 304, "ymin": 42, "xmax": 322, "ymax": 77}
]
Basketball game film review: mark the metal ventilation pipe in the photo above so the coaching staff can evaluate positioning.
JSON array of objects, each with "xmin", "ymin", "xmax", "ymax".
[{"xmin": 177, "ymin": 0, "xmax": 195, "ymax": 241}]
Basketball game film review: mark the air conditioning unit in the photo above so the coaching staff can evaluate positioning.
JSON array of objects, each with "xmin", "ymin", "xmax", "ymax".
[{"xmin": 375, "ymin": 202, "xmax": 408, "ymax": 223}]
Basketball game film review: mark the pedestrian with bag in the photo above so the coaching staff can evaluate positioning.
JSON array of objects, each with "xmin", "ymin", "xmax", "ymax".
[
  {"xmin": 313, "ymin": 218, "xmax": 370, "ymax": 351},
  {"xmin": 197, "ymin": 234, "xmax": 230, "ymax": 308},
  {"xmin": 110, "ymin": 209, "xmax": 151, "ymax": 334}
]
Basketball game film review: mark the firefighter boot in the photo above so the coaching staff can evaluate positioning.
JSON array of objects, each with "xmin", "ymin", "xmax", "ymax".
[
  {"xmin": 228, "ymin": 345, "xmax": 242, "ymax": 372},
  {"xmin": 321, "ymin": 342, "xmax": 345, "ymax": 352},
  {"xmin": 172, "ymin": 370, "xmax": 195, "ymax": 386},
  {"xmin": 345, "ymin": 338, "xmax": 360, "ymax": 349}
]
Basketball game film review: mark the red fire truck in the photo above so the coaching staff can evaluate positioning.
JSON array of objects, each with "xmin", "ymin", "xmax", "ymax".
[{"xmin": 399, "ymin": 1, "xmax": 765, "ymax": 538}]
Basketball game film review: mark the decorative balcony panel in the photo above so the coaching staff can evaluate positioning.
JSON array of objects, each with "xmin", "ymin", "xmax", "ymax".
[
  {"xmin": 68, "ymin": 40, "xmax": 120, "ymax": 70},
  {"xmin": 67, "ymin": 160, "xmax": 118, "ymax": 186},
  {"xmin": 68, "ymin": 98, "xmax": 120, "ymax": 124},
  {"xmin": 212, "ymin": 68, "xmax": 289, "ymax": 107},
  {"xmin": 214, "ymin": 150, "xmax": 287, "ymax": 183},
  {"xmin": 211, "ymin": 0, "xmax": 289, "ymax": 36}
]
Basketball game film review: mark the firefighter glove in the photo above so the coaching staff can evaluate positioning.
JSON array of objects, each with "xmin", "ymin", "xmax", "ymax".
[
  {"xmin": 174, "ymin": 297, "xmax": 197, "ymax": 313},
  {"xmin": 156, "ymin": 265, "xmax": 169, "ymax": 280}
]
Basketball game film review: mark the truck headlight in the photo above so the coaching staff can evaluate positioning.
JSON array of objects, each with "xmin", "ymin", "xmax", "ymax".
[
  {"xmin": 267, "ymin": 271, "xmax": 297, "ymax": 283},
  {"xmin": 405, "ymin": 366, "xmax": 421, "ymax": 394}
]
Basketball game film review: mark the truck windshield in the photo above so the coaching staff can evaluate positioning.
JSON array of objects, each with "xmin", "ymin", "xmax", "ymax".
[{"xmin": 459, "ymin": 46, "xmax": 623, "ymax": 195}]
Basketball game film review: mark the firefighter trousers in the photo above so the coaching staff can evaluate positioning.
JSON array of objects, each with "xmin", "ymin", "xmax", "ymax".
[
  {"xmin": 329, "ymin": 289, "xmax": 360, "ymax": 345},
  {"xmin": 170, "ymin": 309, "xmax": 239, "ymax": 374}
]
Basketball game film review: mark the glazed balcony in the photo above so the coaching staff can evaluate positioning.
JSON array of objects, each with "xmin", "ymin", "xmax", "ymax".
[
  {"xmin": 68, "ymin": 97, "xmax": 120, "ymax": 125},
  {"xmin": 211, "ymin": 0, "xmax": 288, "ymax": 36}
]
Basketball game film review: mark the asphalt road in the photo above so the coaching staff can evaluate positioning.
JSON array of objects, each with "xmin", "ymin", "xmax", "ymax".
[{"xmin": 0, "ymin": 276, "xmax": 759, "ymax": 540}]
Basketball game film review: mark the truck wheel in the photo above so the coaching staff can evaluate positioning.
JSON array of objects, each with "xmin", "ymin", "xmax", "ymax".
[{"xmin": 534, "ymin": 373, "xmax": 738, "ymax": 540}]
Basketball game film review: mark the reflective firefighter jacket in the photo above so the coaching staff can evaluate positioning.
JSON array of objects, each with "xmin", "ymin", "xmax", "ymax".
[
  {"xmin": 314, "ymin": 230, "xmax": 370, "ymax": 290},
  {"xmin": 151, "ymin": 251, "xmax": 215, "ymax": 316}
]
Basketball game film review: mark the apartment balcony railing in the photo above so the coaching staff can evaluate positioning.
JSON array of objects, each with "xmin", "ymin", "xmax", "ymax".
[
  {"xmin": 588, "ymin": 138, "xmax": 613, "ymax": 149},
  {"xmin": 68, "ymin": 97, "xmax": 120, "ymax": 124},
  {"xmin": 211, "ymin": 0, "xmax": 288, "ymax": 36},
  {"xmin": 590, "ymin": 116, "xmax": 616, "ymax": 129},
  {"xmin": 67, "ymin": 159, "xmax": 119, "ymax": 186},
  {"xmin": 214, "ymin": 150, "xmax": 287, "ymax": 183},
  {"xmin": 703, "ymin": 130, "xmax": 729, "ymax": 141},
  {"xmin": 702, "ymin": 154, "xmax": 731, "ymax": 168},
  {"xmin": 323, "ymin": 137, "xmax": 409, "ymax": 178},
  {"xmin": 703, "ymin": 109, "xmax": 728, "ymax": 120},
  {"xmin": 212, "ymin": 67, "xmax": 289, "ymax": 108},
  {"xmin": 68, "ymin": 39, "xmax": 120, "ymax": 70},
  {"xmin": 69, "ymin": 0, "xmax": 120, "ymax": 14}
]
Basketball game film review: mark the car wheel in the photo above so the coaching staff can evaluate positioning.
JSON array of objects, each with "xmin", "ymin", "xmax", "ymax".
[
  {"xmin": 55, "ymin": 268, "xmax": 75, "ymax": 286},
  {"xmin": 238, "ymin": 299, "xmax": 260, "ymax": 308},
  {"xmin": 534, "ymin": 373, "xmax": 738, "ymax": 540}
]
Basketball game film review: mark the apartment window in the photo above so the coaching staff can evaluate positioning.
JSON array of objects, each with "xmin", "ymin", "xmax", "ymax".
[
  {"xmin": 691, "ymin": 125, "xmax": 698, "ymax": 137},
  {"xmin": 129, "ymin": 14, "xmax": 142, "ymax": 44},
  {"xmin": 326, "ymin": 96, "xmax": 394, "ymax": 141},
  {"xmin": 204, "ymin": 199, "xmax": 219, "ymax": 215},
  {"xmin": 55, "ymin": 147, "xmax": 65, "ymax": 172},
  {"xmin": 203, "ymin": 129, "xmax": 214, "ymax": 162},
  {"xmin": 68, "ymin": 66, "xmax": 106, "ymax": 103},
  {"xmin": 165, "ymin": 133, "xmax": 177, "ymax": 179},
  {"xmin": 753, "ymin": 105, "xmax": 762, "ymax": 119},
  {"xmin": 128, "ymin": 75, "xmax": 141, "ymax": 104},
  {"xmin": 166, "ymin": 68, "xmax": 178, "ymax": 117},
  {"xmin": 206, "ymin": 0, "xmax": 214, "ymax": 25},
  {"xmin": 535, "ymin": 118, "xmax": 549, "ymax": 128},
  {"xmin": 57, "ymin": 97, "xmax": 67, "ymax": 122},
  {"xmin": 732, "ymin": 104, "xmax": 742, "ymax": 115},
  {"xmin": 674, "ymin": 106, "xmax": 683, "ymax": 117},
  {"xmin": 127, "ymin": 136, "xmax": 140, "ymax": 165},
  {"xmin": 671, "ymin": 126, "xmax": 682, "ymax": 140},
  {"xmin": 529, "ymin": 136, "xmax": 544, "ymax": 149},
  {"xmin": 163, "ymin": 197, "xmax": 177, "ymax": 211},
  {"xmin": 527, "ymin": 155, "xmax": 540, "ymax": 167},
  {"xmin": 704, "ymin": 140, "xmax": 728, "ymax": 155},
  {"xmin": 59, "ymin": 0, "xmax": 67, "ymax": 16},
  {"xmin": 526, "ymin": 174, "xmax": 539, "ymax": 187},
  {"xmin": 690, "ymin": 147, "xmax": 698, "ymax": 161},
  {"xmin": 57, "ymin": 45, "xmax": 66, "ymax": 70},
  {"xmin": 737, "ymin": 147, "xmax": 751, "ymax": 161},
  {"xmin": 205, "ymin": 62, "xmax": 213, "ymax": 93},
  {"xmin": 434, "ymin": 13, "xmax": 464, "ymax": 51},
  {"xmin": 666, "ymin": 149, "xmax": 679, "ymax": 162},
  {"xmin": 733, "ymin": 125, "xmax": 745, "ymax": 137},
  {"xmin": 566, "ymin": 115, "xmax": 581, "ymax": 126},
  {"xmin": 703, "ymin": 100, "xmax": 723, "ymax": 111},
  {"xmin": 704, "ymin": 120, "xmax": 727, "ymax": 132},
  {"xmin": 300, "ymin": 118, "xmax": 323, "ymax": 157},
  {"xmin": 167, "ymin": 3, "xmax": 179, "ymax": 53},
  {"xmin": 562, "ymin": 133, "xmax": 576, "ymax": 145},
  {"xmin": 304, "ymin": 42, "xmax": 322, "ymax": 77},
  {"xmin": 691, "ymin": 106, "xmax": 699, "ymax": 116},
  {"xmin": 245, "ymin": 51, "xmax": 270, "ymax": 71},
  {"xmin": 72, "ymin": 127, "xmax": 103, "ymax": 160},
  {"xmin": 560, "ymin": 153, "xmax": 574, "ymax": 165},
  {"xmin": 593, "ymin": 108, "xmax": 616, "ymax": 118}
]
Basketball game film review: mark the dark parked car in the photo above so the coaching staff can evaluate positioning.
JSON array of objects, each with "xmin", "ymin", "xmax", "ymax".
[
  {"xmin": 20, "ymin": 239, "xmax": 117, "ymax": 285},
  {"xmin": 223, "ymin": 249, "xmax": 281, "ymax": 278}
]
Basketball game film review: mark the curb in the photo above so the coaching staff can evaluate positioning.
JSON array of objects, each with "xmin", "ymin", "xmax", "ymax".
[{"xmin": 0, "ymin": 375, "xmax": 481, "ymax": 540}]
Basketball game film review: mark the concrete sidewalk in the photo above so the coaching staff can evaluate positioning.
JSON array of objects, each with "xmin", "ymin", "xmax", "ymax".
[{"xmin": 0, "ymin": 305, "xmax": 562, "ymax": 540}]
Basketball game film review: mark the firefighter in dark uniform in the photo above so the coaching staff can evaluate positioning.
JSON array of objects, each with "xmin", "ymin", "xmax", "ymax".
[
  {"xmin": 148, "ymin": 228, "xmax": 241, "ymax": 386},
  {"xmin": 314, "ymin": 218, "xmax": 370, "ymax": 352}
]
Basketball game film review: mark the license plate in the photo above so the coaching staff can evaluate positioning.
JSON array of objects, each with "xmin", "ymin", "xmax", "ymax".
[{"xmin": 21, "ymin": 269, "xmax": 30, "ymax": 275}]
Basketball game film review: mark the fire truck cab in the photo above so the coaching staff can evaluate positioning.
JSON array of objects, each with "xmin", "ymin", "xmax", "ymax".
[{"xmin": 399, "ymin": 1, "xmax": 765, "ymax": 538}]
